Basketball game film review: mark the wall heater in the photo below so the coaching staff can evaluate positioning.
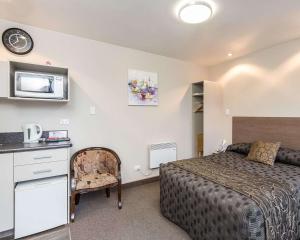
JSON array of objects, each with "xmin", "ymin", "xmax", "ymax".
[{"xmin": 149, "ymin": 143, "xmax": 177, "ymax": 169}]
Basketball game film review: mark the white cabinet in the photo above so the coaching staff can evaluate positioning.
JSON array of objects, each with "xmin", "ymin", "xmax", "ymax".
[
  {"xmin": 14, "ymin": 148, "xmax": 68, "ymax": 165},
  {"xmin": 13, "ymin": 148, "xmax": 70, "ymax": 238},
  {"xmin": 0, "ymin": 146, "xmax": 70, "ymax": 238},
  {"xmin": 0, "ymin": 61, "xmax": 9, "ymax": 98},
  {"xmin": 14, "ymin": 161, "xmax": 68, "ymax": 183},
  {"xmin": 15, "ymin": 176, "xmax": 68, "ymax": 239},
  {"xmin": 0, "ymin": 153, "xmax": 14, "ymax": 232}
]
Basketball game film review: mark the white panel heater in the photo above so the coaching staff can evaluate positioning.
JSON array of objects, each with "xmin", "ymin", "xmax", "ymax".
[{"xmin": 149, "ymin": 143, "xmax": 177, "ymax": 169}]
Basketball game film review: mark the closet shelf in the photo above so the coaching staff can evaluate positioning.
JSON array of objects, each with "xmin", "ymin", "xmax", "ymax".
[{"xmin": 193, "ymin": 93, "xmax": 204, "ymax": 97}]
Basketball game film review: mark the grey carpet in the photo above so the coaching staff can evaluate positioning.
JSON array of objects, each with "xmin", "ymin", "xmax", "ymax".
[{"xmin": 70, "ymin": 181, "xmax": 191, "ymax": 240}]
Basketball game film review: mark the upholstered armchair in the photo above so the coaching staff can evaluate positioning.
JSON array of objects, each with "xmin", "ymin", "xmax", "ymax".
[{"xmin": 70, "ymin": 147, "xmax": 122, "ymax": 222}]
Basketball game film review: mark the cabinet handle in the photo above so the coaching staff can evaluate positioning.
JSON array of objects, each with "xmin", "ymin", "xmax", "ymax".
[
  {"xmin": 33, "ymin": 156, "xmax": 52, "ymax": 160},
  {"xmin": 33, "ymin": 169, "xmax": 52, "ymax": 174}
]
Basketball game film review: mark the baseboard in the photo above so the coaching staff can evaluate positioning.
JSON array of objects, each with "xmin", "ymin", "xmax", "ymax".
[{"xmin": 122, "ymin": 176, "xmax": 159, "ymax": 189}]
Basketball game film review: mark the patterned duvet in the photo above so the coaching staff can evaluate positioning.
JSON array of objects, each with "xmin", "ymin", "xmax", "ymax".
[{"xmin": 160, "ymin": 152, "xmax": 300, "ymax": 240}]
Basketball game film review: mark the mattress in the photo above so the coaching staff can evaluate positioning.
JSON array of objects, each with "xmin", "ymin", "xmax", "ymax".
[{"xmin": 160, "ymin": 151, "xmax": 300, "ymax": 240}]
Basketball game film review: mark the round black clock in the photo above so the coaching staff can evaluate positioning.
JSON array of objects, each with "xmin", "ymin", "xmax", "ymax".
[{"xmin": 2, "ymin": 28, "xmax": 34, "ymax": 55}]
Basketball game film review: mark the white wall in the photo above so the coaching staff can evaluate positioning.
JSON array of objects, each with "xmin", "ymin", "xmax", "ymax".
[
  {"xmin": 203, "ymin": 81, "xmax": 224, "ymax": 154},
  {"xmin": 0, "ymin": 19, "xmax": 208, "ymax": 183},
  {"xmin": 208, "ymin": 38, "xmax": 300, "ymax": 144}
]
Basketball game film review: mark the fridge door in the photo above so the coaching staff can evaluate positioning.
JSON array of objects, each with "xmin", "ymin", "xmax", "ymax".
[{"xmin": 15, "ymin": 176, "xmax": 68, "ymax": 239}]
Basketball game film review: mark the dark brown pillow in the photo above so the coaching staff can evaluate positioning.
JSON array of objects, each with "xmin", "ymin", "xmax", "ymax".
[{"xmin": 246, "ymin": 141, "xmax": 281, "ymax": 166}]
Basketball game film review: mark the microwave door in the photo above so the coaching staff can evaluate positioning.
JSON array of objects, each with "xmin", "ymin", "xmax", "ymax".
[
  {"xmin": 15, "ymin": 73, "xmax": 56, "ymax": 98},
  {"xmin": 19, "ymin": 75, "xmax": 53, "ymax": 93}
]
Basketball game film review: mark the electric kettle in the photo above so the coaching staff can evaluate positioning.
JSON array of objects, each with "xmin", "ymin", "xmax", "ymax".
[{"xmin": 22, "ymin": 123, "xmax": 43, "ymax": 143}]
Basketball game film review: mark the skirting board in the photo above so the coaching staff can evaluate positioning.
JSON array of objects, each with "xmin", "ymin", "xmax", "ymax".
[{"xmin": 123, "ymin": 176, "xmax": 159, "ymax": 189}]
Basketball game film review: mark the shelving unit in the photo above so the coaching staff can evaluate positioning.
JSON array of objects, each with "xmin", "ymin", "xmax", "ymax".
[
  {"xmin": 192, "ymin": 81, "xmax": 204, "ymax": 157},
  {"xmin": 0, "ymin": 61, "xmax": 70, "ymax": 102}
]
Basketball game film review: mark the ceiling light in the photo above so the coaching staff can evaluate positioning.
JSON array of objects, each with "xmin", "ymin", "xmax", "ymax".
[
  {"xmin": 179, "ymin": 2, "xmax": 213, "ymax": 24},
  {"xmin": 228, "ymin": 53, "xmax": 233, "ymax": 57}
]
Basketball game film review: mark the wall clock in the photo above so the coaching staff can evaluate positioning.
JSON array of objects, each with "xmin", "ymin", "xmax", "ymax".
[{"xmin": 2, "ymin": 28, "xmax": 34, "ymax": 55}]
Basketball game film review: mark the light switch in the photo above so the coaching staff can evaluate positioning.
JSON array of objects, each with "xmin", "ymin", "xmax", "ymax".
[
  {"xmin": 90, "ymin": 106, "xmax": 96, "ymax": 115},
  {"xmin": 225, "ymin": 108, "xmax": 231, "ymax": 115}
]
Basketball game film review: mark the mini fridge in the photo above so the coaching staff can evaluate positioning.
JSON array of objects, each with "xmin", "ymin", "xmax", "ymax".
[{"xmin": 15, "ymin": 176, "xmax": 68, "ymax": 239}]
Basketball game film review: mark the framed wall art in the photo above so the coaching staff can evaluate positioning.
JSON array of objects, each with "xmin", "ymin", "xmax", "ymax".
[{"xmin": 128, "ymin": 69, "xmax": 158, "ymax": 106}]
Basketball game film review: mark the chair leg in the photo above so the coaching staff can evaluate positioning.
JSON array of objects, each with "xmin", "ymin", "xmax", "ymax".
[
  {"xmin": 117, "ymin": 180, "xmax": 122, "ymax": 209},
  {"xmin": 75, "ymin": 193, "xmax": 81, "ymax": 205},
  {"xmin": 70, "ymin": 192, "xmax": 76, "ymax": 222},
  {"xmin": 106, "ymin": 188, "xmax": 110, "ymax": 198}
]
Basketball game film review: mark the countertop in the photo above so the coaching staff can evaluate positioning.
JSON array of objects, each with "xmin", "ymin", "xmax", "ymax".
[{"xmin": 0, "ymin": 141, "xmax": 72, "ymax": 154}]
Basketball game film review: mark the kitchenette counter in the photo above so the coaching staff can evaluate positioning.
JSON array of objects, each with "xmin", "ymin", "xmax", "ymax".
[
  {"xmin": 0, "ymin": 131, "xmax": 72, "ymax": 154},
  {"xmin": 0, "ymin": 141, "xmax": 72, "ymax": 154},
  {"xmin": 0, "ymin": 131, "xmax": 72, "ymax": 238}
]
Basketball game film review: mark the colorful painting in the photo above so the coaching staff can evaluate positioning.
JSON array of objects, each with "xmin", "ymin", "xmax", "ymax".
[{"xmin": 128, "ymin": 69, "xmax": 158, "ymax": 106}]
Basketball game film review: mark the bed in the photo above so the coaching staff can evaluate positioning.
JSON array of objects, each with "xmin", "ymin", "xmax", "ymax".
[{"xmin": 160, "ymin": 117, "xmax": 300, "ymax": 240}]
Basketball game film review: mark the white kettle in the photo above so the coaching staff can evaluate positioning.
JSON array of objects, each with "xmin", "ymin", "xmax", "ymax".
[{"xmin": 22, "ymin": 123, "xmax": 43, "ymax": 143}]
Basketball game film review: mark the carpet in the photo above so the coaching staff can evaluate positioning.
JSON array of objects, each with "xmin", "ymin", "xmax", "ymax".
[{"xmin": 70, "ymin": 181, "xmax": 190, "ymax": 240}]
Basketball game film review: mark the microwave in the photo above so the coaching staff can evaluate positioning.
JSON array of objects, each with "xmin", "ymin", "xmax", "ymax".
[{"xmin": 14, "ymin": 71, "xmax": 65, "ymax": 99}]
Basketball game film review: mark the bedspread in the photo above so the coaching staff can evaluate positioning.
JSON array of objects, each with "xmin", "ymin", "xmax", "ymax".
[{"xmin": 160, "ymin": 152, "xmax": 300, "ymax": 240}]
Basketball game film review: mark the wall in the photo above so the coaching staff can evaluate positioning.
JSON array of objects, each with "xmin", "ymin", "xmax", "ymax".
[
  {"xmin": 208, "ymin": 38, "xmax": 300, "ymax": 144},
  {"xmin": 0, "ymin": 19, "xmax": 208, "ymax": 183}
]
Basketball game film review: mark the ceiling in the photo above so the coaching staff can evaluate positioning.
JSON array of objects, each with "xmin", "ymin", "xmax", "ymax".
[{"xmin": 1, "ymin": 0, "xmax": 300, "ymax": 66}]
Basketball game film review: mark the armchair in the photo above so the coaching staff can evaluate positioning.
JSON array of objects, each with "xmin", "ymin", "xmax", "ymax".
[{"xmin": 70, "ymin": 147, "xmax": 122, "ymax": 222}]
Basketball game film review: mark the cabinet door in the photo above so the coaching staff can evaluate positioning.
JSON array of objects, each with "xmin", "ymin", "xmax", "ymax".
[
  {"xmin": 203, "ymin": 81, "xmax": 225, "ymax": 155},
  {"xmin": 0, "ymin": 61, "xmax": 9, "ymax": 98},
  {"xmin": 0, "ymin": 153, "xmax": 14, "ymax": 232}
]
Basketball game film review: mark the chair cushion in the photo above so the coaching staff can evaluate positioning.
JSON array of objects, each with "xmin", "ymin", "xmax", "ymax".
[{"xmin": 76, "ymin": 172, "xmax": 118, "ymax": 191}]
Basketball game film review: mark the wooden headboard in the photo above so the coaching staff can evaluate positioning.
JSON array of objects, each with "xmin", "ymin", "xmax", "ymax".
[{"xmin": 233, "ymin": 117, "xmax": 300, "ymax": 150}]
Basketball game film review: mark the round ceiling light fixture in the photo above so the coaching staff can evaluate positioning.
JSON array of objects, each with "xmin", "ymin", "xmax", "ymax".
[{"xmin": 179, "ymin": 2, "xmax": 213, "ymax": 24}]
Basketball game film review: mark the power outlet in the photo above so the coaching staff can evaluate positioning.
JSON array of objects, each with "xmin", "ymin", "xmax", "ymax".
[
  {"xmin": 89, "ymin": 106, "xmax": 96, "ymax": 115},
  {"xmin": 60, "ymin": 119, "xmax": 70, "ymax": 125},
  {"xmin": 134, "ymin": 165, "xmax": 141, "ymax": 171}
]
